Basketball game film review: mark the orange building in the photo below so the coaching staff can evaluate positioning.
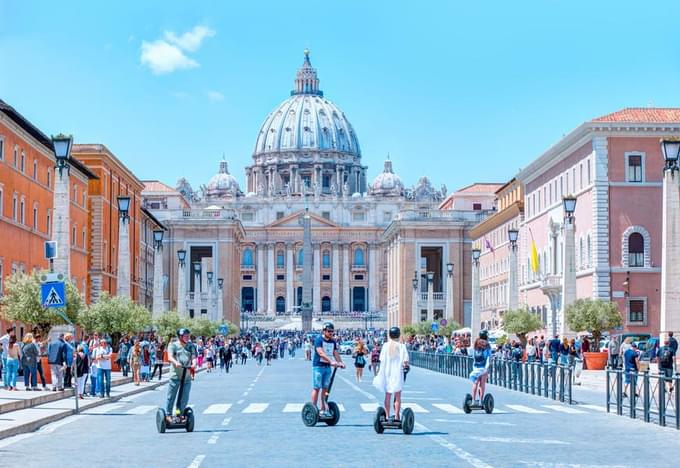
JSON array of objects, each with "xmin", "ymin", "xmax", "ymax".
[
  {"xmin": 72, "ymin": 144, "xmax": 144, "ymax": 303},
  {"xmin": 0, "ymin": 99, "xmax": 96, "ymax": 334}
]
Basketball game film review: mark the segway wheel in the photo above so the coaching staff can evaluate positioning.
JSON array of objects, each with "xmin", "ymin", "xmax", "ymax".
[
  {"xmin": 402, "ymin": 407, "xmax": 415, "ymax": 435},
  {"xmin": 156, "ymin": 408, "xmax": 167, "ymax": 434},
  {"xmin": 482, "ymin": 394, "xmax": 494, "ymax": 414},
  {"xmin": 185, "ymin": 407, "xmax": 195, "ymax": 432},
  {"xmin": 373, "ymin": 406, "xmax": 386, "ymax": 434},
  {"xmin": 325, "ymin": 401, "xmax": 341, "ymax": 426},
  {"xmin": 301, "ymin": 402, "xmax": 319, "ymax": 427},
  {"xmin": 463, "ymin": 394, "xmax": 473, "ymax": 414}
]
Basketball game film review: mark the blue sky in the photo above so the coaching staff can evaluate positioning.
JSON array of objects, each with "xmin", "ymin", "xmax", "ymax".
[{"xmin": 1, "ymin": 1, "xmax": 679, "ymax": 192}]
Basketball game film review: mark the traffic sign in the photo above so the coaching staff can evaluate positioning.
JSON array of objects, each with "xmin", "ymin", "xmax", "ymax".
[
  {"xmin": 41, "ymin": 282, "xmax": 66, "ymax": 308},
  {"xmin": 440, "ymin": 319, "xmax": 448, "ymax": 326},
  {"xmin": 431, "ymin": 322, "xmax": 439, "ymax": 332},
  {"xmin": 40, "ymin": 272, "xmax": 65, "ymax": 283},
  {"xmin": 45, "ymin": 241, "xmax": 57, "ymax": 259},
  {"xmin": 220, "ymin": 324, "xmax": 229, "ymax": 335}
]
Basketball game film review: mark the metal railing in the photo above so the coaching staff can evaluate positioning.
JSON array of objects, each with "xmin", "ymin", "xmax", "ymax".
[
  {"xmin": 606, "ymin": 368, "xmax": 680, "ymax": 429},
  {"xmin": 410, "ymin": 352, "xmax": 573, "ymax": 404}
]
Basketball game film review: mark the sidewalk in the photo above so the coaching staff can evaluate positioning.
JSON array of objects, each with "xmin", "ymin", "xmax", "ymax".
[{"xmin": 0, "ymin": 369, "xmax": 170, "ymax": 439}]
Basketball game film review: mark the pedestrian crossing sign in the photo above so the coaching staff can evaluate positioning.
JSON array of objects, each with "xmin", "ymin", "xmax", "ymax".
[{"xmin": 41, "ymin": 281, "xmax": 66, "ymax": 308}]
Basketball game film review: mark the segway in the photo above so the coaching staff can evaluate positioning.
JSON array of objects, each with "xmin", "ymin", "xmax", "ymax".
[
  {"xmin": 373, "ymin": 366, "xmax": 414, "ymax": 435},
  {"xmin": 462, "ymin": 393, "xmax": 494, "ymax": 414},
  {"xmin": 156, "ymin": 366, "xmax": 195, "ymax": 433},
  {"xmin": 301, "ymin": 367, "xmax": 341, "ymax": 427}
]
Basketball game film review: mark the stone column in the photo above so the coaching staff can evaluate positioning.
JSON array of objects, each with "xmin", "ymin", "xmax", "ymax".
[
  {"xmin": 342, "ymin": 244, "xmax": 351, "ymax": 313},
  {"xmin": 471, "ymin": 257, "xmax": 481, "ymax": 339},
  {"xmin": 286, "ymin": 243, "xmax": 294, "ymax": 313},
  {"xmin": 446, "ymin": 269, "xmax": 455, "ymax": 323},
  {"xmin": 427, "ymin": 275, "xmax": 434, "ymax": 322},
  {"xmin": 412, "ymin": 276, "xmax": 419, "ymax": 324},
  {"xmin": 217, "ymin": 284, "xmax": 224, "ymax": 320},
  {"xmin": 313, "ymin": 243, "xmax": 321, "ymax": 314},
  {"xmin": 207, "ymin": 276, "xmax": 214, "ymax": 321},
  {"xmin": 51, "ymin": 166, "xmax": 70, "ymax": 277},
  {"xmin": 152, "ymin": 242, "xmax": 164, "ymax": 317},
  {"xmin": 177, "ymin": 260, "xmax": 187, "ymax": 316},
  {"xmin": 508, "ymin": 243, "xmax": 519, "ymax": 310},
  {"xmin": 331, "ymin": 243, "xmax": 340, "ymax": 313},
  {"xmin": 116, "ymin": 215, "xmax": 131, "ymax": 298},
  {"xmin": 661, "ymin": 168, "xmax": 680, "ymax": 342},
  {"xmin": 561, "ymin": 216, "xmax": 576, "ymax": 335},
  {"xmin": 267, "ymin": 243, "xmax": 275, "ymax": 315},
  {"xmin": 257, "ymin": 245, "xmax": 265, "ymax": 313},
  {"xmin": 368, "ymin": 243, "xmax": 377, "ymax": 313},
  {"xmin": 193, "ymin": 265, "xmax": 202, "ymax": 316}
]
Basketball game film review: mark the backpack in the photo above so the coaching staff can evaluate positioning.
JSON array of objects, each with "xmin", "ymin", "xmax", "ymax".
[{"xmin": 660, "ymin": 347, "xmax": 674, "ymax": 368}]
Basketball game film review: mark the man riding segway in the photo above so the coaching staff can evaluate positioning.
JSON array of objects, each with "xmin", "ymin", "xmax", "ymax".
[{"xmin": 160, "ymin": 328, "xmax": 197, "ymax": 430}]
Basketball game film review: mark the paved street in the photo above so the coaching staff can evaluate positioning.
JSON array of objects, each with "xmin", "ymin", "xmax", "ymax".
[{"xmin": 1, "ymin": 356, "xmax": 678, "ymax": 468}]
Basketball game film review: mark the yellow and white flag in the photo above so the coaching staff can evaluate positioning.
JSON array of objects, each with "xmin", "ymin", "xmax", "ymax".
[{"xmin": 529, "ymin": 228, "xmax": 539, "ymax": 273}]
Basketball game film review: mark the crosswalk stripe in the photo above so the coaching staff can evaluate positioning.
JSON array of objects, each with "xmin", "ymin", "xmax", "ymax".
[
  {"xmin": 337, "ymin": 404, "xmax": 346, "ymax": 412},
  {"xmin": 125, "ymin": 405, "xmax": 156, "ymax": 415},
  {"xmin": 204, "ymin": 404, "xmax": 232, "ymax": 414},
  {"xmin": 432, "ymin": 403, "xmax": 464, "ymax": 414},
  {"xmin": 243, "ymin": 403, "xmax": 269, "ymax": 413},
  {"xmin": 580, "ymin": 404, "xmax": 607, "ymax": 412},
  {"xmin": 283, "ymin": 404, "xmax": 304, "ymax": 413},
  {"xmin": 542, "ymin": 404, "xmax": 587, "ymax": 414},
  {"xmin": 506, "ymin": 404, "xmax": 547, "ymax": 414},
  {"xmin": 402, "ymin": 402, "xmax": 429, "ymax": 413},
  {"xmin": 85, "ymin": 403, "xmax": 124, "ymax": 414},
  {"xmin": 360, "ymin": 403, "xmax": 379, "ymax": 412}
]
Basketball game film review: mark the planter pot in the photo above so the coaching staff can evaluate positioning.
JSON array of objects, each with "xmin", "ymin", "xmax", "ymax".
[
  {"xmin": 583, "ymin": 351, "xmax": 608, "ymax": 370},
  {"xmin": 40, "ymin": 356, "xmax": 52, "ymax": 385}
]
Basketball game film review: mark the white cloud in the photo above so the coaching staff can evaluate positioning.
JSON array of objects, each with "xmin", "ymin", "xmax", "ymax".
[
  {"xmin": 140, "ymin": 25, "xmax": 214, "ymax": 75},
  {"xmin": 164, "ymin": 25, "xmax": 215, "ymax": 52},
  {"xmin": 140, "ymin": 40, "xmax": 198, "ymax": 75},
  {"xmin": 207, "ymin": 90, "xmax": 224, "ymax": 102}
]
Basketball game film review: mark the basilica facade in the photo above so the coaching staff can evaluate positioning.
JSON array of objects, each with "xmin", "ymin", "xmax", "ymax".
[{"xmin": 144, "ymin": 51, "xmax": 491, "ymax": 329}]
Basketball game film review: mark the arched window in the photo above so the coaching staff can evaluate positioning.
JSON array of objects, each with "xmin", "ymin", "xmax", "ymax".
[
  {"xmin": 628, "ymin": 232, "xmax": 644, "ymax": 267},
  {"xmin": 297, "ymin": 248, "xmax": 304, "ymax": 266},
  {"xmin": 276, "ymin": 296, "xmax": 285, "ymax": 314},
  {"xmin": 322, "ymin": 250, "xmax": 330, "ymax": 268},
  {"xmin": 321, "ymin": 296, "xmax": 331, "ymax": 312},
  {"xmin": 242, "ymin": 248, "xmax": 254, "ymax": 267},
  {"xmin": 277, "ymin": 250, "xmax": 285, "ymax": 268},
  {"xmin": 354, "ymin": 247, "xmax": 365, "ymax": 266}
]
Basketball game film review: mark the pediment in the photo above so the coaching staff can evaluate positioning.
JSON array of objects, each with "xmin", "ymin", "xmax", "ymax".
[{"xmin": 267, "ymin": 210, "xmax": 339, "ymax": 229}]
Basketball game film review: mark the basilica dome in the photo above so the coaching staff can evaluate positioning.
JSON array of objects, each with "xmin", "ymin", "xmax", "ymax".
[
  {"xmin": 205, "ymin": 159, "xmax": 241, "ymax": 199},
  {"xmin": 253, "ymin": 51, "xmax": 361, "ymax": 158},
  {"xmin": 369, "ymin": 159, "xmax": 404, "ymax": 197}
]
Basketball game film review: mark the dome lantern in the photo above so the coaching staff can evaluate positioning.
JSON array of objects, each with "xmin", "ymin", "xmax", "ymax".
[{"xmin": 292, "ymin": 49, "xmax": 322, "ymax": 97}]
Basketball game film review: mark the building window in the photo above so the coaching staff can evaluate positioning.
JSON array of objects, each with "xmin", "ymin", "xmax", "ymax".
[
  {"xmin": 321, "ymin": 211, "xmax": 330, "ymax": 220},
  {"xmin": 354, "ymin": 247, "xmax": 365, "ymax": 266},
  {"xmin": 276, "ymin": 250, "xmax": 284, "ymax": 268},
  {"xmin": 20, "ymin": 151, "xmax": 25, "ymax": 173},
  {"xmin": 352, "ymin": 211, "xmax": 366, "ymax": 222},
  {"xmin": 13, "ymin": 146, "xmax": 17, "ymax": 167},
  {"xmin": 322, "ymin": 274, "xmax": 330, "ymax": 281},
  {"xmin": 242, "ymin": 248, "xmax": 254, "ymax": 267},
  {"xmin": 321, "ymin": 296, "xmax": 331, "ymax": 312},
  {"xmin": 626, "ymin": 154, "xmax": 644, "ymax": 183},
  {"xmin": 72, "ymin": 226, "xmax": 76, "ymax": 246},
  {"xmin": 19, "ymin": 198, "xmax": 25, "ymax": 224},
  {"xmin": 0, "ymin": 188, "xmax": 3, "ymax": 217},
  {"xmin": 354, "ymin": 274, "xmax": 364, "ymax": 280},
  {"xmin": 473, "ymin": 203, "xmax": 482, "ymax": 211},
  {"xmin": 33, "ymin": 160, "xmax": 38, "ymax": 180},
  {"xmin": 322, "ymin": 250, "xmax": 330, "ymax": 268},
  {"xmin": 33, "ymin": 206, "xmax": 38, "ymax": 230},
  {"xmin": 276, "ymin": 211, "xmax": 284, "ymax": 220},
  {"xmin": 12, "ymin": 194, "xmax": 17, "ymax": 221},
  {"xmin": 46, "ymin": 209, "xmax": 51, "ymax": 236},
  {"xmin": 276, "ymin": 274, "xmax": 285, "ymax": 281},
  {"xmin": 579, "ymin": 237, "xmax": 584, "ymax": 269},
  {"xmin": 47, "ymin": 169, "xmax": 51, "ymax": 188},
  {"xmin": 628, "ymin": 299, "xmax": 646, "ymax": 324},
  {"xmin": 82, "ymin": 228, "xmax": 86, "ymax": 248},
  {"xmin": 0, "ymin": 262, "xmax": 3, "ymax": 296},
  {"xmin": 383, "ymin": 211, "xmax": 393, "ymax": 222},
  {"xmin": 0, "ymin": 137, "xmax": 4, "ymax": 160},
  {"xmin": 241, "ymin": 211, "xmax": 254, "ymax": 222},
  {"xmin": 297, "ymin": 248, "xmax": 304, "ymax": 266},
  {"xmin": 628, "ymin": 232, "xmax": 644, "ymax": 267}
]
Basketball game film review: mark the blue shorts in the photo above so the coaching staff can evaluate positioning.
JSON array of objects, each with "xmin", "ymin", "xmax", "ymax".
[{"xmin": 312, "ymin": 366, "xmax": 332, "ymax": 389}]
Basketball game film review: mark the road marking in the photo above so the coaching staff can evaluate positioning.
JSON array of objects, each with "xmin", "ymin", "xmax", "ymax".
[
  {"xmin": 283, "ymin": 403, "xmax": 304, "ymax": 413},
  {"xmin": 415, "ymin": 422, "xmax": 493, "ymax": 468},
  {"xmin": 360, "ymin": 403, "xmax": 379, "ymax": 412},
  {"xmin": 337, "ymin": 403, "xmax": 346, "ymax": 412},
  {"xmin": 434, "ymin": 418, "xmax": 515, "ymax": 426},
  {"xmin": 187, "ymin": 454, "xmax": 206, "ymax": 468},
  {"xmin": 580, "ymin": 404, "xmax": 607, "ymax": 412},
  {"xmin": 402, "ymin": 402, "xmax": 429, "ymax": 413},
  {"xmin": 242, "ymin": 392, "xmax": 249, "ymax": 397},
  {"xmin": 506, "ymin": 404, "xmax": 547, "ymax": 414},
  {"xmin": 125, "ymin": 405, "xmax": 156, "ymax": 415},
  {"xmin": 121, "ymin": 392, "xmax": 147, "ymax": 402},
  {"xmin": 242, "ymin": 403, "xmax": 269, "ymax": 413},
  {"xmin": 542, "ymin": 405, "xmax": 587, "ymax": 414},
  {"xmin": 84, "ymin": 403, "xmax": 124, "ymax": 414},
  {"xmin": 401, "ymin": 397, "xmax": 443, "ymax": 401},
  {"xmin": 432, "ymin": 403, "xmax": 464, "ymax": 414},
  {"xmin": 403, "ymin": 390, "xmax": 426, "ymax": 394},
  {"xmin": 207, "ymin": 432, "xmax": 219, "ymax": 444},
  {"xmin": 237, "ymin": 399, "xmax": 244, "ymax": 405},
  {"xmin": 222, "ymin": 417, "xmax": 232, "ymax": 426},
  {"xmin": 470, "ymin": 436, "xmax": 568, "ymax": 445},
  {"xmin": 203, "ymin": 404, "xmax": 232, "ymax": 414}
]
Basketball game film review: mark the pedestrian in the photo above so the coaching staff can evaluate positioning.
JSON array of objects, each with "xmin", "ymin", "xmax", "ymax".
[
  {"xmin": 0, "ymin": 327, "xmax": 15, "ymax": 388},
  {"xmin": 151, "ymin": 338, "xmax": 165, "ymax": 381},
  {"xmin": 196, "ymin": 339, "xmax": 204, "ymax": 369},
  {"xmin": 89, "ymin": 337, "xmax": 100, "ymax": 396},
  {"xmin": 619, "ymin": 337, "xmax": 633, "ymax": 369},
  {"xmin": 5, "ymin": 335, "xmax": 20, "ymax": 391},
  {"xmin": 21, "ymin": 333, "xmax": 39, "ymax": 391},
  {"xmin": 623, "ymin": 342, "xmax": 639, "ymax": 399},
  {"xmin": 568, "ymin": 338, "xmax": 578, "ymax": 367},
  {"xmin": 129, "ymin": 342, "xmax": 142, "ymax": 385},
  {"xmin": 75, "ymin": 345, "xmax": 89, "ymax": 399},
  {"xmin": 526, "ymin": 338, "xmax": 536, "ymax": 363},
  {"xmin": 93, "ymin": 339, "xmax": 112, "ymax": 398},
  {"xmin": 370, "ymin": 341, "xmax": 381, "ymax": 377},
  {"xmin": 304, "ymin": 339, "xmax": 312, "ymax": 361},
  {"xmin": 548, "ymin": 335, "xmax": 560, "ymax": 364},
  {"xmin": 658, "ymin": 339, "xmax": 675, "ymax": 393},
  {"xmin": 608, "ymin": 336, "xmax": 620, "ymax": 369},
  {"xmin": 34, "ymin": 334, "xmax": 48, "ymax": 390},
  {"xmin": 372, "ymin": 327, "xmax": 409, "ymax": 421},
  {"xmin": 265, "ymin": 342, "xmax": 273, "ymax": 366},
  {"xmin": 140, "ymin": 340, "xmax": 151, "ymax": 382},
  {"xmin": 353, "ymin": 339, "xmax": 367, "ymax": 383},
  {"xmin": 669, "ymin": 332, "xmax": 678, "ymax": 371},
  {"xmin": 205, "ymin": 339, "xmax": 215, "ymax": 373},
  {"xmin": 47, "ymin": 333, "xmax": 67, "ymax": 391},
  {"xmin": 63, "ymin": 333, "xmax": 74, "ymax": 388},
  {"xmin": 118, "ymin": 337, "xmax": 130, "ymax": 377},
  {"xmin": 240, "ymin": 345, "xmax": 248, "ymax": 365}
]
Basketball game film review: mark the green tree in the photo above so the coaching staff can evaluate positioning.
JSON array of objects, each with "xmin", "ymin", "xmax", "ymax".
[
  {"xmin": 191, "ymin": 317, "xmax": 221, "ymax": 338},
  {"xmin": 565, "ymin": 298, "xmax": 622, "ymax": 347},
  {"xmin": 79, "ymin": 293, "xmax": 152, "ymax": 348},
  {"xmin": 402, "ymin": 324, "xmax": 417, "ymax": 337},
  {"xmin": 502, "ymin": 308, "xmax": 544, "ymax": 346},
  {"xmin": 153, "ymin": 311, "xmax": 190, "ymax": 341},
  {"xmin": 0, "ymin": 271, "xmax": 85, "ymax": 337}
]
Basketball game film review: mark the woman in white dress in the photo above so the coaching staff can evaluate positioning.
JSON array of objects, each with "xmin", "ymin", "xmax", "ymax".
[{"xmin": 373, "ymin": 327, "xmax": 409, "ymax": 421}]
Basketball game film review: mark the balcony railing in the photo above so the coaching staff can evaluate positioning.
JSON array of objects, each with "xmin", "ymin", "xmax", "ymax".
[
  {"xmin": 420, "ymin": 292, "xmax": 446, "ymax": 301},
  {"xmin": 240, "ymin": 264, "xmax": 256, "ymax": 271},
  {"xmin": 351, "ymin": 264, "xmax": 366, "ymax": 271},
  {"xmin": 394, "ymin": 209, "xmax": 491, "ymax": 223}
]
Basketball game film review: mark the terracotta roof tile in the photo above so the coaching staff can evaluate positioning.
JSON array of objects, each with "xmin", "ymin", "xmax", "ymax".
[
  {"xmin": 456, "ymin": 183, "xmax": 504, "ymax": 194},
  {"xmin": 592, "ymin": 108, "xmax": 680, "ymax": 123},
  {"xmin": 143, "ymin": 180, "xmax": 176, "ymax": 193}
]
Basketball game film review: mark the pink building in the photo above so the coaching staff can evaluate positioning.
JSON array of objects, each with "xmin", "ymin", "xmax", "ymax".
[{"xmin": 516, "ymin": 108, "xmax": 680, "ymax": 336}]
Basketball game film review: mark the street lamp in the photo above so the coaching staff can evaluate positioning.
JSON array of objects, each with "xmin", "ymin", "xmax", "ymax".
[
  {"xmin": 508, "ymin": 229, "xmax": 519, "ymax": 248},
  {"xmin": 117, "ymin": 196, "xmax": 131, "ymax": 222},
  {"xmin": 661, "ymin": 138, "xmax": 680, "ymax": 172},
  {"xmin": 427, "ymin": 271, "xmax": 434, "ymax": 283},
  {"xmin": 177, "ymin": 249, "xmax": 187, "ymax": 267},
  {"xmin": 472, "ymin": 248, "xmax": 481, "ymax": 265},
  {"xmin": 562, "ymin": 196, "xmax": 577, "ymax": 222},
  {"xmin": 508, "ymin": 229, "xmax": 519, "ymax": 310},
  {"xmin": 51, "ymin": 134, "xmax": 72, "ymax": 175},
  {"xmin": 446, "ymin": 262, "xmax": 454, "ymax": 277},
  {"xmin": 412, "ymin": 278, "xmax": 418, "ymax": 290},
  {"xmin": 217, "ymin": 278, "xmax": 224, "ymax": 289},
  {"xmin": 207, "ymin": 271, "xmax": 214, "ymax": 284},
  {"xmin": 193, "ymin": 262, "xmax": 201, "ymax": 274},
  {"xmin": 153, "ymin": 230, "xmax": 164, "ymax": 250}
]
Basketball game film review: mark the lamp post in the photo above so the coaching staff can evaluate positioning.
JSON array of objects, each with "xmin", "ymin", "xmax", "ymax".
[
  {"xmin": 176, "ymin": 249, "xmax": 187, "ymax": 316},
  {"xmin": 446, "ymin": 262, "xmax": 454, "ymax": 325},
  {"xmin": 426, "ymin": 271, "xmax": 435, "ymax": 323},
  {"xmin": 508, "ymin": 229, "xmax": 519, "ymax": 311},
  {"xmin": 660, "ymin": 139, "xmax": 680, "ymax": 342},
  {"xmin": 412, "ymin": 272, "xmax": 419, "ymax": 324},
  {"xmin": 207, "ymin": 271, "xmax": 214, "ymax": 321},
  {"xmin": 192, "ymin": 261, "xmax": 202, "ymax": 318},
  {"xmin": 151, "ymin": 230, "xmax": 165, "ymax": 317},
  {"xmin": 561, "ymin": 196, "xmax": 577, "ymax": 336},
  {"xmin": 217, "ymin": 278, "xmax": 224, "ymax": 321},
  {"xmin": 50, "ymin": 134, "xmax": 73, "ymax": 277},
  {"xmin": 116, "ymin": 196, "xmax": 131, "ymax": 298},
  {"xmin": 471, "ymin": 248, "xmax": 481, "ymax": 339}
]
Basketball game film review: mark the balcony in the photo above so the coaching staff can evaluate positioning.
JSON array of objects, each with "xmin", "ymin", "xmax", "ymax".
[
  {"xmin": 351, "ymin": 264, "xmax": 367, "ymax": 272},
  {"xmin": 394, "ymin": 209, "xmax": 491, "ymax": 223},
  {"xmin": 240, "ymin": 264, "xmax": 256, "ymax": 272},
  {"xmin": 420, "ymin": 292, "xmax": 445, "ymax": 301}
]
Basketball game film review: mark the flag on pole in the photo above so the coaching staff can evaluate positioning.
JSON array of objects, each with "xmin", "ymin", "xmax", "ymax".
[
  {"xmin": 529, "ymin": 227, "xmax": 539, "ymax": 273},
  {"xmin": 484, "ymin": 237, "xmax": 494, "ymax": 253}
]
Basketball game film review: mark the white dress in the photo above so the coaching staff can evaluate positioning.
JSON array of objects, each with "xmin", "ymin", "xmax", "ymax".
[{"xmin": 373, "ymin": 342, "xmax": 409, "ymax": 393}]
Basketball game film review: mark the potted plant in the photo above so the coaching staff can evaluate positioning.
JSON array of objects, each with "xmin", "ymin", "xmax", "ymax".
[
  {"xmin": 502, "ymin": 307, "xmax": 544, "ymax": 348},
  {"xmin": 565, "ymin": 298, "xmax": 622, "ymax": 370}
]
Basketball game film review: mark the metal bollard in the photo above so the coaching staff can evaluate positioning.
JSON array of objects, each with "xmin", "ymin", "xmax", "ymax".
[
  {"xmin": 606, "ymin": 369, "xmax": 611, "ymax": 413},
  {"xmin": 629, "ymin": 372, "xmax": 637, "ymax": 420},
  {"xmin": 659, "ymin": 373, "xmax": 666, "ymax": 427},
  {"xmin": 675, "ymin": 374, "xmax": 680, "ymax": 430},
  {"xmin": 643, "ymin": 372, "xmax": 650, "ymax": 423},
  {"xmin": 543, "ymin": 364, "xmax": 549, "ymax": 397},
  {"xmin": 616, "ymin": 370, "xmax": 623, "ymax": 416},
  {"xmin": 559, "ymin": 366, "xmax": 565, "ymax": 402},
  {"xmin": 567, "ymin": 366, "xmax": 572, "ymax": 404},
  {"xmin": 551, "ymin": 365, "xmax": 557, "ymax": 400}
]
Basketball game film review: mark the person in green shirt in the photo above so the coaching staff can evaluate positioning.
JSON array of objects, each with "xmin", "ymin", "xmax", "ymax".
[{"xmin": 165, "ymin": 328, "xmax": 197, "ymax": 423}]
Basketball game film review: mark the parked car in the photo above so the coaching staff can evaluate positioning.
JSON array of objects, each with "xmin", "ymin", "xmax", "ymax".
[{"xmin": 339, "ymin": 341, "xmax": 355, "ymax": 355}]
